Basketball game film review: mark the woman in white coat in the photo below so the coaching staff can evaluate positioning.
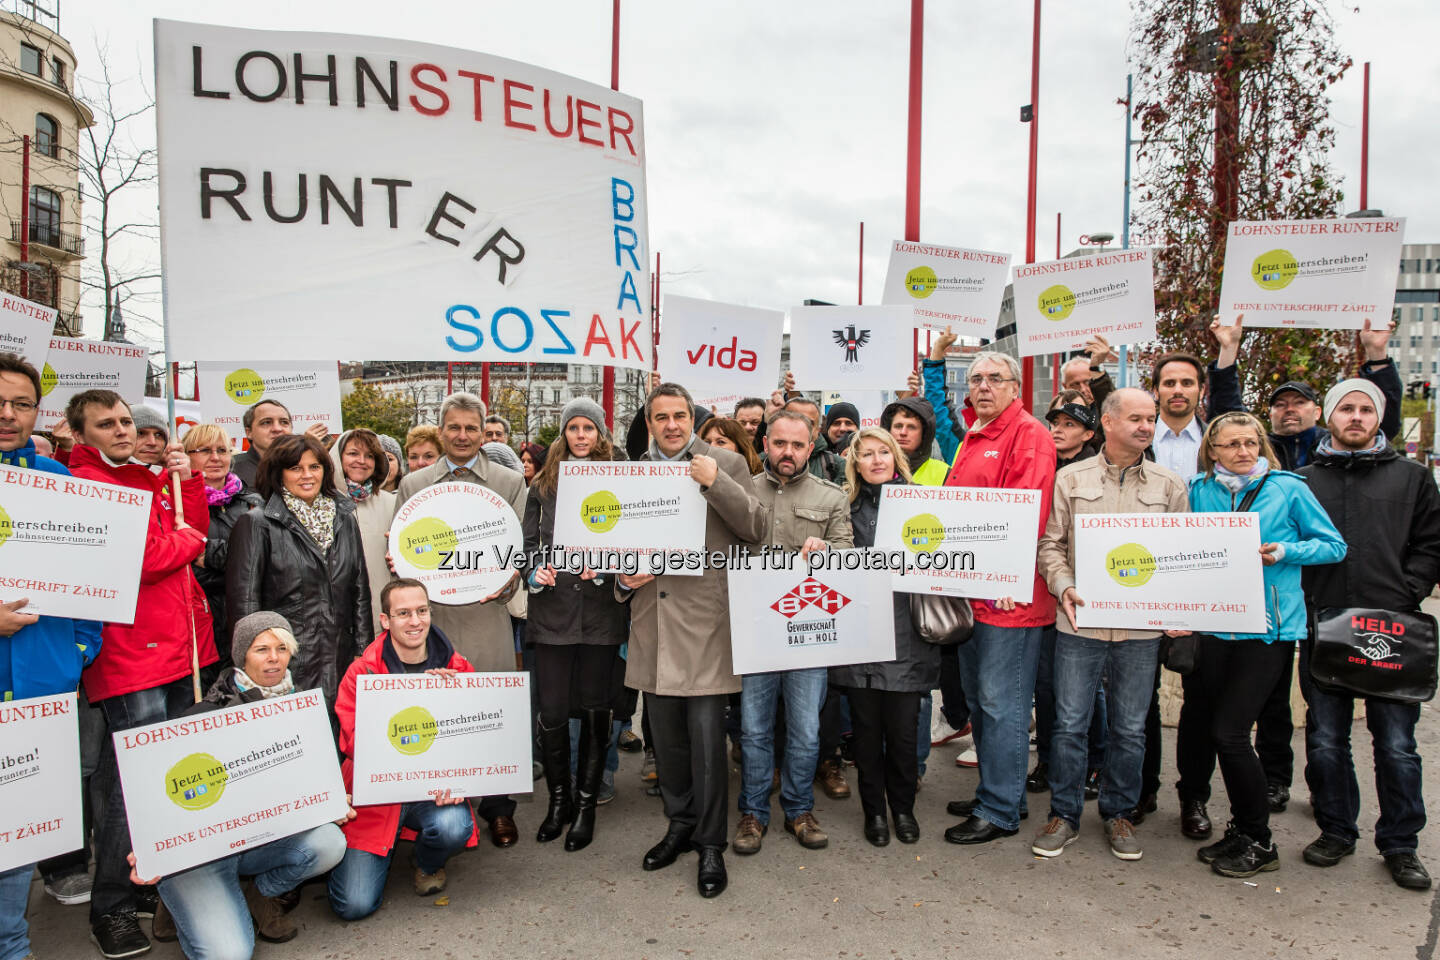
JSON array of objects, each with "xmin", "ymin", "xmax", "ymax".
[{"xmin": 330, "ymin": 428, "xmax": 396, "ymax": 636}]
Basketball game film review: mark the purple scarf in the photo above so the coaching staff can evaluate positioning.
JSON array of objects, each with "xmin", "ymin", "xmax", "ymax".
[{"xmin": 205, "ymin": 473, "xmax": 242, "ymax": 507}]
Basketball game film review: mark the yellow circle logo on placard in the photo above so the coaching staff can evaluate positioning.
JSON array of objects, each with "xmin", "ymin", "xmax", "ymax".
[
  {"xmin": 0, "ymin": 504, "xmax": 11, "ymax": 548},
  {"xmin": 905, "ymin": 266, "xmax": 939, "ymax": 299},
  {"xmin": 1037, "ymin": 285, "xmax": 1075, "ymax": 321},
  {"xmin": 39, "ymin": 362, "xmax": 57, "ymax": 397},
  {"xmin": 1251, "ymin": 249, "xmax": 1299, "ymax": 290},
  {"xmin": 581, "ymin": 491, "xmax": 623, "ymax": 533},
  {"xmin": 388, "ymin": 706, "xmax": 437, "ymax": 756},
  {"xmin": 1106, "ymin": 542, "xmax": 1157, "ymax": 587},
  {"xmin": 165, "ymin": 752, "xmax": 229, "ymax": 810},
  {"xmin": 901, "ymin": 513, "xmax": 945, "ymax": 554},
  {"xmin": 223, "ymin": 369, "xmax": 266, "ymax": 405},
  {"xmin": 398, "ymin": 517, "xmax": 458, "ymax": 571}
]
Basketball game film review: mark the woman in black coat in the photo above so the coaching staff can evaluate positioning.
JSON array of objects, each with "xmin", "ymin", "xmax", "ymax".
[
  {"xmin": 183, "ymin": 423, "xmax": 262, "ymax": 653},
  {"xmin": 523, "ymin": 399, "xmax": 628, "ymax": 851},
  {"xmin": 226, "ymin": 434, "xmax": 372, "ymax": 708},
  {"xmin": 831, "ymin": 427, "xmax": 941, "ymax": 848}
]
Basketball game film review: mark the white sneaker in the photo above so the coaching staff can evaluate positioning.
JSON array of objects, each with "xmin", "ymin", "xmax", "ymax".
[{"xmin": 955, "ymin": 747, "xmax": 978, "ymax": 768}]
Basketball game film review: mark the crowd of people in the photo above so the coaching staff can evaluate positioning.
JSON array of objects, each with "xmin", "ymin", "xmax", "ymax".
[{"xmin": 1, "ymin": 311, "xmax": 1438, "ymax": 960}]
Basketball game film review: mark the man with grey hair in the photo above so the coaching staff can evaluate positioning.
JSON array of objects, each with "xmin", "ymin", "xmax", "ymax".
[
  {"xmin": 394, "ymin": 391, "xmax": 528, "ymax": 848},
  {"xmin": 941, "ymin": 350, "xmax": 1058, "ymax": 846}
]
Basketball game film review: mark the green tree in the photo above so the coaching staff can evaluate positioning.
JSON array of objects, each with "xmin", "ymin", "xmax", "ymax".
[
  {"xmin": 1130, "ymin": 0, "xmax": 1356, "ymax": 405},
  {"xmin": 535, "ymin": 423, "xmax": 560, "ymax": 449},
  {"xmin": 341, "ymin": 382, "xmax": 413, "ymax": 439}
]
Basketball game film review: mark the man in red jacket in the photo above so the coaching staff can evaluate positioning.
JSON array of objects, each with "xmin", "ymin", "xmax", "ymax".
[
  {"xmin": 939, "ymin": 352, "xmax": 1058, "ymax": 846},
  {"xmin": 327, "ymin": 579, "xmax": 479, "ymax": 921},
  {"xmin": 63, "ymin": 389, "xmax": 217, "ymax": 958}
]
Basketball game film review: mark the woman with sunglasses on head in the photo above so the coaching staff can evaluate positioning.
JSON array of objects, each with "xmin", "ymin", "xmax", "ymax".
[
  {"xmin": 1178, "ymin": 411, "xmax": 1345, "ymax": 879},
  {"xmin": 183, "ymin": 423, "xmax": 263, "ymax": 655}
]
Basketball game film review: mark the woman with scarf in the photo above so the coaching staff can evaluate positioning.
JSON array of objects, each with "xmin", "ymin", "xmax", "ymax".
[
  {"xmin": 522, "ymin": 399, "xmax": 628, "ymax": 851},
  {"xmin": 833, "ymin": 428, "xmax": 940, "ymax": 847},
  {"xmin": 330, "ymin": 429, "xmax": 397, "ymax": 635},
  {"xmin": 1178, "ymin": 411, "xmax": 1345, "ymax": 880},
  {"xmin": 183, "ymin": 423, "xmax": 262, "ymax": 653},
  {"xmin": 227, "ymin": 434, "xmax": 372, "ymax": 707}
]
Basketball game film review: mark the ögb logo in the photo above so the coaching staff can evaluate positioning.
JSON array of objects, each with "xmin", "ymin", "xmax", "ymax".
[
  {"xmin": 1037, "ymin": 285, "xmax": 1075, "ymax": 321},
  {"xmin": 165, "ymin": 752, "xmax": 229, "ymax": 811},
  {"xmin": 770, "ymin": 577, "xmax": 852, "ymax": 619},
  {"xmin": 387, "ymin": 706, "xmax": 438, "ymax": 756},
  {"xmin": 1251, "ymin": 249, "xmax": 1299, "ymax": 290},
  {"xmin": 832, "ymin": 325, "xmax": 871, "ymax": 363},
  {"xmin": 905, "ymin": 266, "xmax": 939, "ymax": 299},
  {"xmin": 222, "ymin": 368, "xmax": 267, "ymax": 405}
]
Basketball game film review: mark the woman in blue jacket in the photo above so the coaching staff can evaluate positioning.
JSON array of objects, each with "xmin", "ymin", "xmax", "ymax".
[{"xmin": 1178, "ymin": 411, "xmax": 1345, "ymax": 880}]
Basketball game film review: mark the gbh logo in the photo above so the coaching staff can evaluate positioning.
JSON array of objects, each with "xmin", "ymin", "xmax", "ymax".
[{"xmin": 770, "ymin": 577, "xmax": 852, "ymax": 619}]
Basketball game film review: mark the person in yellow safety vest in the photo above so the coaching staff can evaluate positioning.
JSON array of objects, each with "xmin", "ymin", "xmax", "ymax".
[{"xmin": 880, "ymin": 397, "xmax": 949, "ymax": 486}]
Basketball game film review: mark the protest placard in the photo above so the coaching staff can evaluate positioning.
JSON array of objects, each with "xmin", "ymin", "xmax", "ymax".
[
  {"xmin": 1217, "ymin": 218, "xmax": 1406, "ymax": 329},
  {"xmin": 657, "ymin": 296, "xmax": 782, "ymax": 400},
  {"xmin": 0, "ymin": 465, "xmax": 150, "ymax": 622},
  {"xmin": 350, "ymin": 672, "xmax": 532, "ymax": 805},
  {"xmin": 727, "ymin": 560, "xmax": 895, "ymax": 674},
  {"xmin": 0, "ymin": 693, "xmax": 82, "ymax": 872},
  {"xmin": 390, "ymin": 482, "xmax": 524, "ymax": 604},
  {"xmin": 552, "ymin": 461, "xmax": 708, "ymax": 576},
  {"xmin": 155, "ymin": 21, "xmax": 650, "ymax": 369},
  {"xmin": 822, "ymin": 390, "xmax": 887, "ymax": 430},
  {"xmin": 788, "ymin": 306, "xmax": 913, "ymax": 391},
  {"xmin": 196, "ymin": 362, "xmax": 342, "ymax": 442},
  {"xmin": 116, "ymin": 689, "xmax": 348, "ymax": 878},
  {"xmin": 141, "ymin": 395, "xmax": 205, "ymax": 443},
  {"xmin": 881, "ymin": 240, "xmax": 1011, "ymax": 339},
  {"xmin": 1073, "ymin": 513, "xmax": 1266, "ymax": 633},
  {"xmin": 0, "ymin": 293, "xmax": 57, "ymax": 369},
  {"xmin": 36, "ymin": 337, "xmax": 148, "ymax": 431},
  {"xmin": 873, "ymin": 485, "xmax": 1042, "ymax": 600},
  {"xmin": 1011, "ymin": 249, "xmax": 1157, "ymax": 357}
]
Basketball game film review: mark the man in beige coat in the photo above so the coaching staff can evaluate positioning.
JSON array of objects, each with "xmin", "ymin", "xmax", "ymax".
[
  {"xmin": 1032, "ymin": 387, "xmax": 1189, "ymax": 863},
  {"xmin": 393, "ymin": 391, "xmax": 527, "ymax": 847},
  {"xmin": 618, "ymin": 383, "xmax": 766, "ymax": 899}
]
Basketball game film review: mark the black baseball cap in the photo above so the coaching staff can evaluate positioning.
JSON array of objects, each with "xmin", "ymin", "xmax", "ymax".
[
  {"xmin": 1268, "ymin": 381, "xmax": 1319, "ymax": 405},
  {"xmin": 1045, "ymin": 403, "xmax": 1098, "ymax": 432}
]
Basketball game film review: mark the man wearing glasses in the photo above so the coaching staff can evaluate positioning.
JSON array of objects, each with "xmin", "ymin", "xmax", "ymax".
[{"xmin": 940, "ymin": 351, "xmax": 1058, "ymax": 845}]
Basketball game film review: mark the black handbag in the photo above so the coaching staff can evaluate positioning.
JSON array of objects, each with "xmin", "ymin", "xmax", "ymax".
[
  {"xmin": 1159, "ymin": 633, "xmax": 1199, "ymax": 675},
  {"xmin": 1309, "ymin": 607, "xmax": 1439, "ymax": 703},
  {"xmin": 908, "ymin": 592, "xmax": 974, "ymax": 646}
]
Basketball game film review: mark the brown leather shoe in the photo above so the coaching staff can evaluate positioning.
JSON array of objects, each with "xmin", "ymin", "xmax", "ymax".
[
  {"xmin": 785, "ymin": 811, "xmax": 829, "ymax": 850},
  {"xmin": 150, "ymin": 897, "xmax": 178, "ymax": 943},
  {"xmin": 815, "ymin": 758, "xmax": 851, "ymax": 800},
  {"xmin": 733, "ymin": 814, "xmax": 766, "ymax": 855},
  {"xmin": 243, "ymin": 881, "xmax": 297, "ymax": 944},
  {"xmin": 490, "ymin": 815, "xmax": 519, "ymax": 848}
]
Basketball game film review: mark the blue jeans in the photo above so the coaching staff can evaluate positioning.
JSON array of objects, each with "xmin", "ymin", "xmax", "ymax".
[
  {"xmin": 1048, "ymin": 633, "xmax": 1159, "ymax": 825},
  {"xmin": 327, "ymin": 803, "xmax": 472, "ymax": 921},
  {"xmin": 159, "ymin": 824, "xmax": 346, "ymax": 960},
  {"xmin": 0, "ymin": 864, "xmax": 32, "ymax": 960},
  {"xmin": 739, "ymin": 668, "xmax": 827, "ymax": 824},
  {"xmin": 956, "ymin": 622, "xmax": 1044, "ymax": 831},
  {"xmin": 1299, "ymin": 642, "xmax": 1426, "ymax": 854},
  {"xmin": 91, "ymin": 678, "xmax": 198, "ymax": 922},
  {"xmin": 1035, "ymin": 626, "xmax": 1108, "ymax": 770}
]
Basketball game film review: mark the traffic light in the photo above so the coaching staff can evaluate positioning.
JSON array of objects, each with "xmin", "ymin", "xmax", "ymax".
[{"xmin": 1425, "ymin": 382, "xmax": 1433, "ymax": 400}]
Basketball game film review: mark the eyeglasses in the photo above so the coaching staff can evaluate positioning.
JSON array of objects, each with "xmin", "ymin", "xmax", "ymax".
[
  {"xmin": 1211, "ymin": 439, "xmax": 1261, "ymax": 452},
  {"xmin": 967, "ymin": 375, "xmax": 1017, "ymax": 387},
  {"xmin": 190, "ymin": 446, "xmax": 229, "ymax": 457},
  {"xmin": 0, "ymin": 398, "xmax": 38, "ymax": 413}
]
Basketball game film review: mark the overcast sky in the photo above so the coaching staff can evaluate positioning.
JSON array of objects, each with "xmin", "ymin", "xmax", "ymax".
[{"xmin": 61, "ymin": 0, "xmax": 1440, "ymax": 354}]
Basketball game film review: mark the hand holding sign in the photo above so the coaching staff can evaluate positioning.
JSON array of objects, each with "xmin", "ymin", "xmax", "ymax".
[
  {"xmin": 0, "ymin": 598, "xmax": 38, "ymax": 637},
  {"xmin": 689, "ymin": 455, "xmax": 718, "ymax": 488}
]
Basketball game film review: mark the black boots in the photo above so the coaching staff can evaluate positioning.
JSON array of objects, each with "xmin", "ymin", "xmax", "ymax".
[
  {"xmin": 535, "ymin": 721, "xmax": 573, "ymax": 843},
  {"xmin": 566, "ymin": 709, "xmax": 612, "ymax": 852}
]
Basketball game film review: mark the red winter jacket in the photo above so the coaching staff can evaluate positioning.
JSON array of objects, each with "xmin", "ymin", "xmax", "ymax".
[
  {"xmin": 335, "ymin": 631, "xmax": 481, "ymax": 858},
  {"xmin": 943, "ymin": 398, "xmax": 1058, "ymax": 628},
  {"xmin": 67, "ymin": 445, "xmax": 218, "ymax": 701}
]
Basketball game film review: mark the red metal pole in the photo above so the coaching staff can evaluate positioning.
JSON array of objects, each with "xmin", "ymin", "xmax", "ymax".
[
  {"xmin": 481, "ymin": 363, "xmax": 491, "ymax": 408},
  {"xmin": 1360, "ymin": 61, "xmax": 1370, "ymax": 211},
  {"xmin": 20, "ymin": 135, "xmax": 30, "ymax": 300},
  {"xmin": 1021, "ymin": 0, "xmax": 1041, "ymax": 413},
  {"xmin": 906, "ymin": 0, "xmax": 923, "ymax": 366},
  {"xmin": 600, "ymin": 0, "xmax": 622, "ymax": 431},
  {"xmin": 447, "ymin": 361, "xmax": 453, "ymax": 395},
  {"xmin": 858, "ymin": 221, "xmax": 864, "ymax": 305}
]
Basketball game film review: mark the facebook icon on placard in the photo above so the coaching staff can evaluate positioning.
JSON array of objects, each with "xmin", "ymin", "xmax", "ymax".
[{"xmin": 184, "ymin": 784, "xmax": 208, "ymax": 800}]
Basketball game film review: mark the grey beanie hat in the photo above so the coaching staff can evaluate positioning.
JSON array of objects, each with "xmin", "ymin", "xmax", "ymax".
[
  {"xmin": 483, "ymin": 441, "xmax": 523, "ymax": 474},
  {"xmin": 231, "ymin": 611, "xmax": 293, "ymax": 666},
  {"xmin": 130, "ymin": 404, "xmax": 169, "ymax": 441},
  {"xmin": 560, "ymin": 397, "xmax": 610, "ymax": 440},
  {"xmin": 377, "ymin": 434, "xmax": 404, "ymax": 474}
]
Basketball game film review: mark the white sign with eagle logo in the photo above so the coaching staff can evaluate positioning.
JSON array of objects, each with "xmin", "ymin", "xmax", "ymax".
[{"xmin": 788, "ymin": 305, "xmax": 914, "ymax": 391}]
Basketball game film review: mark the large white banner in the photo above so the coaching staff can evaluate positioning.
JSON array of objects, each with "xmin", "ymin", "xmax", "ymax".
[
  {"xmin": 116, "ymin": 689, "xmax": 348, "ymax": 878},
  {"xmin": 1011, "ymin": 250, "xmax": 1157, "ymax": 357},
  {"xmin": 1073, "ymin": 513, "xmax": 1266, "ymax": 633},
  {"xmin": 196, "ymin": 362, "xmax": 342, "ymax": 442},
  {"xmin": 1217, "ymin": 218, "xmax": 1405, "ymax": 330},
  {"xmin": 822, "ymin": 390, "xmax": 888, "ymax": 430},
  {"xmin": 657, "ymin": 296, "xmax": 782, "ymax": 401},
  {"xmin": 552, "ymin": 461, "xmax": 707, "ymax": 576},
  {"xmin": 873, "ymin": 486, "xmax": 1042, "ymax": 601},
  {"xmin": 881, "ymin": 240, "xmax": 1011, "ymax": 339},
  {"xmin": 0, "ymin": 293, "xmax": 57, "ymax": 369},
  {"xmin": 36, "ymin": 338, "xmax": 148, "ymax": 431},
  {"xmin": 350, "ymin": 672, "xmax": 532, "ymax": 805},
  {"xmin": 390, "ymin": 482, "xmax": 524, "ymax": 604},
  {"xmin": 0, "ymin": 693, "xmax": 82, "ymax": 872},
  {"xmin": 0, "ymin": 465, "xmax": 150, "ymax": 622},
  {"xmin": 155, "ymin": 21, "xmax": 650, "ymax": 368},
  {"xmin": 788, "ymin": 305, "xmax": 913, "ymax": 391},
  {"xmin": 728, "ymin": 562, "xmax": 895, "ymax": 674}
]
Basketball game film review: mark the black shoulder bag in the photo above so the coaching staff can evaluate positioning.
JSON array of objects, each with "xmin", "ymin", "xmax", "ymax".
[{"xmin": 1309, "ymin": 608, "xmax": 1438, "ymax": 703}]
